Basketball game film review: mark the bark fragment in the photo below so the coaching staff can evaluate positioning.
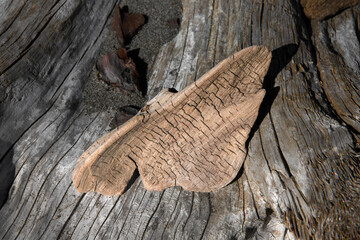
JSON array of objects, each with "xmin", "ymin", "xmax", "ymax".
[
  {"xmin": 300, "ymin": 0, "xmax": 360, "ymax": 20},
  {"xmin": 111, "ymin": 5, "xmax": 146, "ymax": 45},
  {"xmin": 96, "ymin": 48, "xmax": 141, "ymax": 93},
  {"xmin": 72, "ymin": 46, "xmax": 271, "ymax": 195}
]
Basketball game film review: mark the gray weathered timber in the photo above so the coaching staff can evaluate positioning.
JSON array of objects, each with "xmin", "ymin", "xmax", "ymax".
[
  {"xmin": 312, "ymin": 6, "xmax": 360, "ymax": 133},
  {"xmin": 0, "ymin": 1, "xmax": 359, "ymax": 240}
]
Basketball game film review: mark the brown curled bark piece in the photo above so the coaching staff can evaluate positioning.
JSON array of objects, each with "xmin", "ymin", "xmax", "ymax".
[
  {"xmin": 72, "ymin": 46, "xmax": 272, "ymax": 195},
  {"xmin": 300, "ymin": 0, "xmax": 360, "ymax": 20},
  {"xmin": 111, "ymin": 5, "xmax": 145, "ymax": 45},
  {"xmin": 96, "ymin": 48, "xmax": 140, "ymax": 93}
]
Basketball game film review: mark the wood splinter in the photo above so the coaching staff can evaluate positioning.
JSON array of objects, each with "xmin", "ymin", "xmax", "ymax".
[{"xmin": 72, "ymin": 46, "xmax": 272, "ymax": 195}]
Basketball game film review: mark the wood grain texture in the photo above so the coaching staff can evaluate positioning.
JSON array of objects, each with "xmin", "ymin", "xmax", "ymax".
[
  {"xmin": 73, "ymin": 46, "xmax": 271, "ymax": 195},
  {"xmin": 312, "ymin": 5, "xmax": 360, "ymax": 132},
  {"xmin": 300, "ymin": 0, "xmax": 360, "ymax": 20},
  {"xmin": 0, "ymin": 0, "xmax": 359, "ymax": 239}
]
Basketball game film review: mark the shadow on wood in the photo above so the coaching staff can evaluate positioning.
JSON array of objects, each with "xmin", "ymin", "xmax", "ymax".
[
  {"xmin": 246, "ymin": 43, "xmax": 299, "ymax": 149},
  {"xmin": 232, "ymin": 44, "xmax": 299, "ymax": 183}
]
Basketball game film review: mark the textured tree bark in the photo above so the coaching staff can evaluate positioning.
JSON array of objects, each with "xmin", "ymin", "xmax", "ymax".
[
  {"xmin": 300, "ymin": 0, "xmax": 360, "ymax": 19},
  {"xmin": 0, "ymin": 0, "xmax": 359, "ymax": 240}
]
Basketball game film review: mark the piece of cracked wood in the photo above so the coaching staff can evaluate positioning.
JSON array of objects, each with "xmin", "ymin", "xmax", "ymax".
[
  {"xmin": 300, "ymin": 0, "xmax": 360, "ymax": 20},
  {"xmin": 72, "ymin": 45, "xmax": 271, "ymax": 195}
]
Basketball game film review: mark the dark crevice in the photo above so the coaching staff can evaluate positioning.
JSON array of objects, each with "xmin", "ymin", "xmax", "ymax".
[
  {"xmin": 0, "ymin": 140, "xmax": 14, "ymax": 209},
  {"xmin": 262, "ymin": 207, "xmax": 274, "ymax": 230},
  {"xmin": 127, "ymin": 48, "xmax": 148, "ymax": 95},
  {"xmin": 244, "ymin": 226, "xmax": 257, "ymax": 239},
  {"xmin": 124, "ymin": 168, "xmax": 140, "ymax": 195},
  {"xmin": 259, "ymin": 0, "xmax": 264, "ymax": 32},
  {"xmin": 119, "ymin": 155, "xmax": 141, "ymax": 194},
  {"xmin": 354, "ymin": 9, "xmax": 360, "ymax": 43},
  {"xmin": 269, "ymin": 113, "xmax": 293, "ymax": 178},
  {"xmin": 232, "ymin": 164, "xmax": 244, "ymax": 184}
]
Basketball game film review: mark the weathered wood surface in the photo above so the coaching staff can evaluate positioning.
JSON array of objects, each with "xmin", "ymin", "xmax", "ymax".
[
  {"xmin": 0, "ymin": 0, "xmax": 359, "ymax": 240},
  {"xmin": 300, "ymin": 0, "xmax": 360, "ymax": 19},
  {"xmin": 73, "ymin": 46, "xmax": 271, "ymax": 196}
]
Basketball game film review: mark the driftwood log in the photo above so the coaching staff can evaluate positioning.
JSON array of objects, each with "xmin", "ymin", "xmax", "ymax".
[{"xmin": 0, "ymin": 0, "xmax": 359, "ymax": 240}]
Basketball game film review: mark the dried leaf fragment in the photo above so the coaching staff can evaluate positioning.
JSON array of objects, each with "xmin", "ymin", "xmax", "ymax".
[
  {"xmin": 73, "ymin": 46, "xmax": 272, "ymax": 195},
  {"xmin": 96, "ymin": 48, "xmax": 140, "ymax": 93},
  {"xmin": 111, "ymin": 5, "xmax": 145, "ymax": 45}
]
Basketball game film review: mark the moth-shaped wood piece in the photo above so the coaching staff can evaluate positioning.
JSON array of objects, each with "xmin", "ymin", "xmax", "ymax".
[{"xmin": 73, "ymin": 46, "xmax": 272, "ymax": 195}]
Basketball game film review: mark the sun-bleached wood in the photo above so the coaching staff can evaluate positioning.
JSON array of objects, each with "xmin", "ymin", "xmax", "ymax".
[
  {"xmin": 1, "ymin": 1, "xmax": 359, "ymax": 239},
  {"xmin": 72, "ymin": 46, "xmax": 271, "ymax": 195}
]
